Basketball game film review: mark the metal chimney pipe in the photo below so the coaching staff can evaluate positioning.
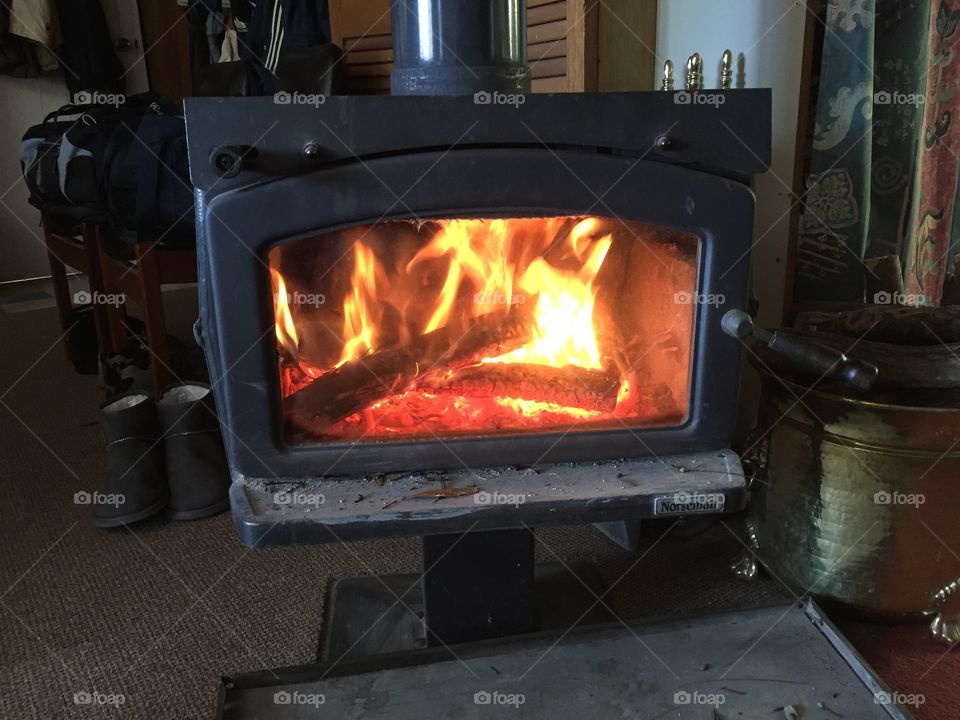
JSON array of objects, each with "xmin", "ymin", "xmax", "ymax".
[{"xmin": 390, "ymin": 0, "xmax": 531, "ymax": 96}]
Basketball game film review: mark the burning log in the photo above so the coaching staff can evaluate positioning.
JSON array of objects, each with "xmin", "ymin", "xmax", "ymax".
[
  {"xmin": 424, "ymin": 364, "xmax": 621, "ymax": 412},
  {"xmin": 285, "ymin": 305, "xmax": 535, "ymax": 432}
]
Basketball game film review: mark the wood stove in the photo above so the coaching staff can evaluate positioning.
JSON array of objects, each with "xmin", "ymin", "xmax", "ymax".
[
  {"xmin": 188, "ymin": 2, "xmax": 772, "ymax": 673},
  {"xmin": 184, "ymin": 0, "xmax": 770, "ymax": 558},
  {"xmin": 184, "ymin": 88, "xmax": 770, "ymax": 550}
]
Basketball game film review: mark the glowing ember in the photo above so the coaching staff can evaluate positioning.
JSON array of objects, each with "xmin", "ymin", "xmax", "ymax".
[{"xmin": 494, "ymin": 396, "xmax": 601, "ymax": 419}]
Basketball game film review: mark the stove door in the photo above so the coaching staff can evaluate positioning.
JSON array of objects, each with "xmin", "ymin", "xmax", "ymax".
[{"xmin": 198, "ymin": 148, "xmax": 754, "ymax": 477}]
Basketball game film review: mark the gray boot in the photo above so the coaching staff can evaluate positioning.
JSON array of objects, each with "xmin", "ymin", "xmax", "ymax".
[
  {"xmin": 94, "ymin": 392, "xmax": 169, "ymax": 528},
  {"xmin": 157, "ymin": 383, "xmax": 230, "ymax": 520}
]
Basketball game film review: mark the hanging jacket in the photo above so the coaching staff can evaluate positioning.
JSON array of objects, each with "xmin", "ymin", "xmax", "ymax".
[
  {"xmin": 54, "ymin": 0, "xmax": 123, "ymax": 94},
  {"xmin": 0, "ymin": 2, "xmax": 39, "ymax": 77},
  {"xmin": 245, "ymin": 0, "xmax": 330, "ymax": 74}
]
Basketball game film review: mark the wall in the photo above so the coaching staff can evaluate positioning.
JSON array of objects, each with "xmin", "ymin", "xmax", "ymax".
[
  {"xmin": 0, "ymin": 0, "xmax": 147, "ymax": 283},
  {"xmin": 658, "ymin": 0, "xmax": 807, "ymax": 440},
  {"xmin": 0, "ymin": 75, "xmax": 70, "ymax": 282},
  {"xmin": 657, "ymin": 0, "xmax": 807, "ymax": 326}
]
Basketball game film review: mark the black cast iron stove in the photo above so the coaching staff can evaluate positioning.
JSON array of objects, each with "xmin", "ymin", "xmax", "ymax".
[{"xmin": 186, "ymin": 0, "xmax": 771, "ymax": 659}]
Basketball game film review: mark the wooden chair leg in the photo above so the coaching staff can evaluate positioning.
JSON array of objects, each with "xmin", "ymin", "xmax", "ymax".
[
  {"xmin": 79, "ymin": 223, "xmax": 118, "ymax": 359},
  {"xmin": 42, "ymin": 220, "xmax": 74, "ymax": 332},
  {"xmin": 86, "ymin": 224, "xmax": 128, "ymax": 355},
  {"xmin": 133, "ymin": 243, "xmax": 172, "ymax": 394}
]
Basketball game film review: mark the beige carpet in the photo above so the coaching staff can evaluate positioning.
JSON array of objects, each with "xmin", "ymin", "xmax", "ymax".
[{"xmin": 0, "ymin": 305, "xmax": 864, "ymax": 720}]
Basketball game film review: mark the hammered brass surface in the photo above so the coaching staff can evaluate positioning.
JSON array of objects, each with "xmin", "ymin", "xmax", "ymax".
[{"xmin": 750, "ymin": 373, "xmax": 960, "ymax": 619}]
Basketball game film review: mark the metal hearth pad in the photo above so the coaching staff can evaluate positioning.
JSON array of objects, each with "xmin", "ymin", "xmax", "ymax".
[
  {"xmin": 230, "ymin": 449, "xmax": 747, "ymax": 546},
  {"xmin": 216, "ymin": 599, "xmax": 912, "ymax": 719}
]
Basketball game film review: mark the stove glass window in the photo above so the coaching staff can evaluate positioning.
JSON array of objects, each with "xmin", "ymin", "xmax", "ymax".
[{"xmin": 268, "ymin": 216, "xmax": 699, "ymax": 444}]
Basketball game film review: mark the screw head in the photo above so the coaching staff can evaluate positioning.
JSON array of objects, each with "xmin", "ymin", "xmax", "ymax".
[
  {"xmin": 303, "ymin": 142, "xmax": 323, "ymax": 158},
  {"xmin": 656, "ymin": 135, "xmax": 676, "ymax": 152},
  {"xmin": 210, "ymin": 146, "xmax": 243, "ymax": 178}
]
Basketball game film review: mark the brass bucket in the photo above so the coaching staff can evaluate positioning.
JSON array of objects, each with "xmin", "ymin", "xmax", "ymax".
[{"xmin": 746, "ymin": 367, "xmax": 960, "ymax": 628}]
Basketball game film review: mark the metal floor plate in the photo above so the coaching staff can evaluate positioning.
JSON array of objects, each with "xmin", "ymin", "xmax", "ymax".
[
  {"xmin": 217, "ymin": 600, "xmax": 912, "ymax": 719},
  {"xmin": 230, "ymin": 450, "xmax": 746, "ymax": 546}
]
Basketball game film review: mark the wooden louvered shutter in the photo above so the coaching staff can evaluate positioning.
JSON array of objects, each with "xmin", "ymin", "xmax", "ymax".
[{"xmin": 329, "ymin": 0, "xmax": 656, "ymax": 95}]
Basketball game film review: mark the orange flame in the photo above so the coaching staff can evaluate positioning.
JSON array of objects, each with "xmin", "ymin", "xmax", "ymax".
[
  {"xmin": 271, "ymin": 268, "xmax": 299, "ymax": 358},
  {"xmin": 407, "ymin": 219, "xmax": 521, "ymax": 333},
  {"xmin": 487, "ymin": 218, "xmax": 612, "ymax": 370},
  {"xmin": 338, "ymin": 242, "xmax": 382, "ymax": 367},
  {"xmin": 290, "ymin": 218, "xmax": 616, "ymax": 389}
]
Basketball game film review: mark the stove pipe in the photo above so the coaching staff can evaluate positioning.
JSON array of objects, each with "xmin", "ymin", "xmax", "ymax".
[{"xmin": 390, "ymin": 0, "xmax": 531, "ymax": 96}]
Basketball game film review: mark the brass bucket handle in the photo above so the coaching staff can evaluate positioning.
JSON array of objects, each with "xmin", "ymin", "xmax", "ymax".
[{"xmin": 929, "ymin": 577, "xmax": 960, "ymax": 645}]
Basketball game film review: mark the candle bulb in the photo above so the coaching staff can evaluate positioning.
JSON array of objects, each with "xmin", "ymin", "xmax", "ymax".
[
  {"xmin": 685, "ymin": 54, "xmax": 696, "ymax": 91},
  {"xmin": 661, "ymin": 60, "xmax": 674, "ymax": 91},
  {"xmin": 720, "ymin": 49, "xmax": 733, "ymax": 90}
]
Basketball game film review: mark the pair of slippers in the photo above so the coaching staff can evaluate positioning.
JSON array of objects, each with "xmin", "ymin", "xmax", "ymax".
[{"xmin": 93, "ymin": 383, "xmax": 230, "ymax": 527}]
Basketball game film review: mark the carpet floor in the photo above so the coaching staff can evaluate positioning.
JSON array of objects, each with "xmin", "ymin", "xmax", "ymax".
[{"xmin": 0, "ymin": 307, "xmax": 955, "ymax": 719}]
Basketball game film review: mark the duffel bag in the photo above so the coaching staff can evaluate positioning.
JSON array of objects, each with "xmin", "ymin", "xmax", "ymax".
[
  {"xmin": 19, "ymin": 94, "xmax": 175, "ymax": 226},
  {"xmin": 101, "ymin": 114, "xmax": 195, "ymax": 251}
]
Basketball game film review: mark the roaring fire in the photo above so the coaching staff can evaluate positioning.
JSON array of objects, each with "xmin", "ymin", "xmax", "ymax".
[
  {"xmin": 271, "ymin": 215, "xmax": 695, "ymax": 441},
  {"xmin": 336, "ymin": 217, "xmax": 612, "ymax": 372}
]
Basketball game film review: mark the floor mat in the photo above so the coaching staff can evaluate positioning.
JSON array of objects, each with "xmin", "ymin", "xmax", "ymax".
[{"xmin": 0, "ymin": 287, "xmax": 56, "ymax": 313}]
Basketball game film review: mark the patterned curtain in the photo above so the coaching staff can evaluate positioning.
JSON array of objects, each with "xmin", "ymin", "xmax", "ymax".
[{"xmin": 795, "ymin": 0, "xmax": 960, "ymax": 307}]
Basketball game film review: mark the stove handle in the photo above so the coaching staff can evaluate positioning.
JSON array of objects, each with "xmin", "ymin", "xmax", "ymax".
[{"xmin": 721, "ymin": 309, "xmax": 878, "ymax": 392}]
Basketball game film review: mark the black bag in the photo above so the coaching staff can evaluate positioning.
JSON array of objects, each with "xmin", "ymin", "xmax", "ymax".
[
  {"xmin": 20, "ymin": 95, "xmax": 172, "ymax": 227},
  {"xmin": 20, "ymin": 94, "xmax": 195, "ymax": 259},
  {"xmin": 21, "ymin": 107, "xmax": 110, "ymax": 227},
  {"xmin": 102, "ymin": 114, "xmax": 195, "ymax": 250}
]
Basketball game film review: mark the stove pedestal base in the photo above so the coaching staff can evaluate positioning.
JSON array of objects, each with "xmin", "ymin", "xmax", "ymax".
[{"xmin": 320, "ymin": 561, "xmax": 612, "ymax": 662}]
